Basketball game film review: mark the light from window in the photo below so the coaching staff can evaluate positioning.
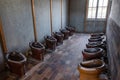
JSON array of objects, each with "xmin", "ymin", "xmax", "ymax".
[{"xmin": 87, "ymin": 0, "xmax": 108, "ymax": 19}]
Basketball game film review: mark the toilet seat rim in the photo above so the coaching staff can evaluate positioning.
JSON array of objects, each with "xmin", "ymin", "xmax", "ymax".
[
  {"xmin": 6, "ymin": 52, "xmax": 27, "ymax": 64},
  {"xmin": 82, "ymin": 48, "xmax": 103, "ymax": 55},
  {"xmin": 78, "ymin": 59, "xmax": 105, "ymax": 70}
]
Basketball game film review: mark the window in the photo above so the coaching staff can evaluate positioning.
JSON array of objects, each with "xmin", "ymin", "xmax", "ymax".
[{"xmin": 87, "ymin": 0, "xmax": 108, "ymax": 19}]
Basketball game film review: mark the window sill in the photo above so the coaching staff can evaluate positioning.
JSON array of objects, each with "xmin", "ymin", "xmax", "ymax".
[{"xmin": 87, "ymin": 18, "xmax": 106, "ymax": 21}]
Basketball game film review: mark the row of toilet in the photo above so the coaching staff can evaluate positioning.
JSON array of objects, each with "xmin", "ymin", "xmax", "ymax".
[
  {"xmin": 78, "ymin": 33, "xmax": 108, "ymax": 80},
  {"xmin": 6, "ymin": 26, "xmax": 75, "ymax": 77}
]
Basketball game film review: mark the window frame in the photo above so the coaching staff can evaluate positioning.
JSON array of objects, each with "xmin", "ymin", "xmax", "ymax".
[{"xmin": 87, "ymin": 0, "xmax": 109, "ymax": 21}]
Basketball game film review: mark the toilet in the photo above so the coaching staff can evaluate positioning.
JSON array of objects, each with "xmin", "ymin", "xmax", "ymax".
[
  {"xmin": 29, "ymin": 42, "xmax": 45, "ymax": 60},
  {"xmin": 53, "ymin": 32, "xmax": 64, "ymax": 44},
  {"xmin": 88, "ymin": 37, "xmax": 104, "ymax": 42},
  {"xmin": 101, "ymin": 41, "xmax": 107, "ymax": 51},
  {"xmin": 82, "ymin": 48, "xmax": 103, "ymax": 60},
  {"xmin": 78, "ymin": 59, "xmax": 105, "ymax": 80},
  {"xmin": 60, "ymin": 29, "xmax": 70, "ymax": 39},
  {"xmin": 91, "ymin": 33, "xmax": 104, "ymax": 37},
  {"xmin": 6, "ymin": 52, "xmax": 26, "ymax": 77},
  {"xmin": 86, "ymin": 41, "xmax": 103, "ymax": 48},
  {"xmin": 45, "ymin": 36, "xmax": 57, "ymax": 50},
  {"xmin": 90, "ymin": 36, "xmax": 102, "ymax": 39},
  {"xmin": 65, "ymin": 26, "xmax": 75, "ymax": 36}
]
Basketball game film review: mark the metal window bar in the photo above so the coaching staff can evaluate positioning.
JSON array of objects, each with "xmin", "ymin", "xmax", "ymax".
[
  {"xmin": 87, "ymin": 0, "xmax": 89, "ymax": 18},
  {"xmin": 88, "ymin": 0, "xmax": 108, "ymax": 19},
  {"xmin": 94, "ymin": 0, "xmax": 99, "ymax": 27},
  {"xmin": 91, "ymin": 0, "xmax": 94, "ymax": 18},
  {"xmin": 101, "ymin": 0, "xmax": 105, "ymax": 18},
  {"xmin": 95, "ymin": 0, "xmax": 99, "ymax": 19}
]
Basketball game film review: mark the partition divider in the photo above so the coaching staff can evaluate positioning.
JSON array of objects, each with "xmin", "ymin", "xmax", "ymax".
[
  {"xmin": 61, "ymin": 0, "xmax": 63, "ymax": 29},
  {"xmin": 0, "ymin": 18, "xmax": 7, "ymax": 53},
  {"xmin": 50, "ymin": 0, "xmax": 53, "ymax": 35},
  {"xmin": 31, "ymin": 0, "xmax": 38, "ymax": 42}
]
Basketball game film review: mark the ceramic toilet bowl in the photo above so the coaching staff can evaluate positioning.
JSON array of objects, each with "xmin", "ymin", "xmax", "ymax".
[
  {"xmin": 78, "ymin": 59, "xmax": 105, "ymax": 80},
  {"xmin": 65, "ymin": 27, "xmax": 75, "ymax": 36},
  {"xmin": 91, "ymin": 33, "xmax": 104, "ymax": 37},
  {"xmin": 29, "ymin": 42, "xmax": 45, "ymax": 60},
  {"xmin": 60, "ymin": 29, "xmax": 70, "ymax": 39},
  {"xmin": 82, "ymin": 48, "xmax": 103, "ymax": 60},
  {"xmin": 6, "ymin": 52, "xmax": 26, "ymax": 77},
  {"xmin": 86, "ymin": 42, "xmax": 103, "ymax": 48},
  {"xmin": 54, "ymin": 32, "xmax": 64, "ymax": 44},
  {"xmin": 88, "ymin": 37, "xmax": 104, "ymax": 42},
  {"xmin": 45, "ymin": 36, "xmax": 57, "ymax": 50},
  {"xmin": 90, "ymin": 36, "xmax": 102, "ymax": 39}
]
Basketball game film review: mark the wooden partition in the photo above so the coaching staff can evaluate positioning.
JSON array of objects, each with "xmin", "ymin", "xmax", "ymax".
[
  {"xmin": 61, "ymin": 0, "xmax": 63, "ymax": 29},
  {"xmin": 31, "ymin": 0, "xmax": 38, "ymax": 42},
  {"xmin": 50, "ymin": 0, "xmax": 53, "ymax": 35},
  {"xmin": 0, "ymin": 18, "xmax": 7, "ymax": 53}
]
